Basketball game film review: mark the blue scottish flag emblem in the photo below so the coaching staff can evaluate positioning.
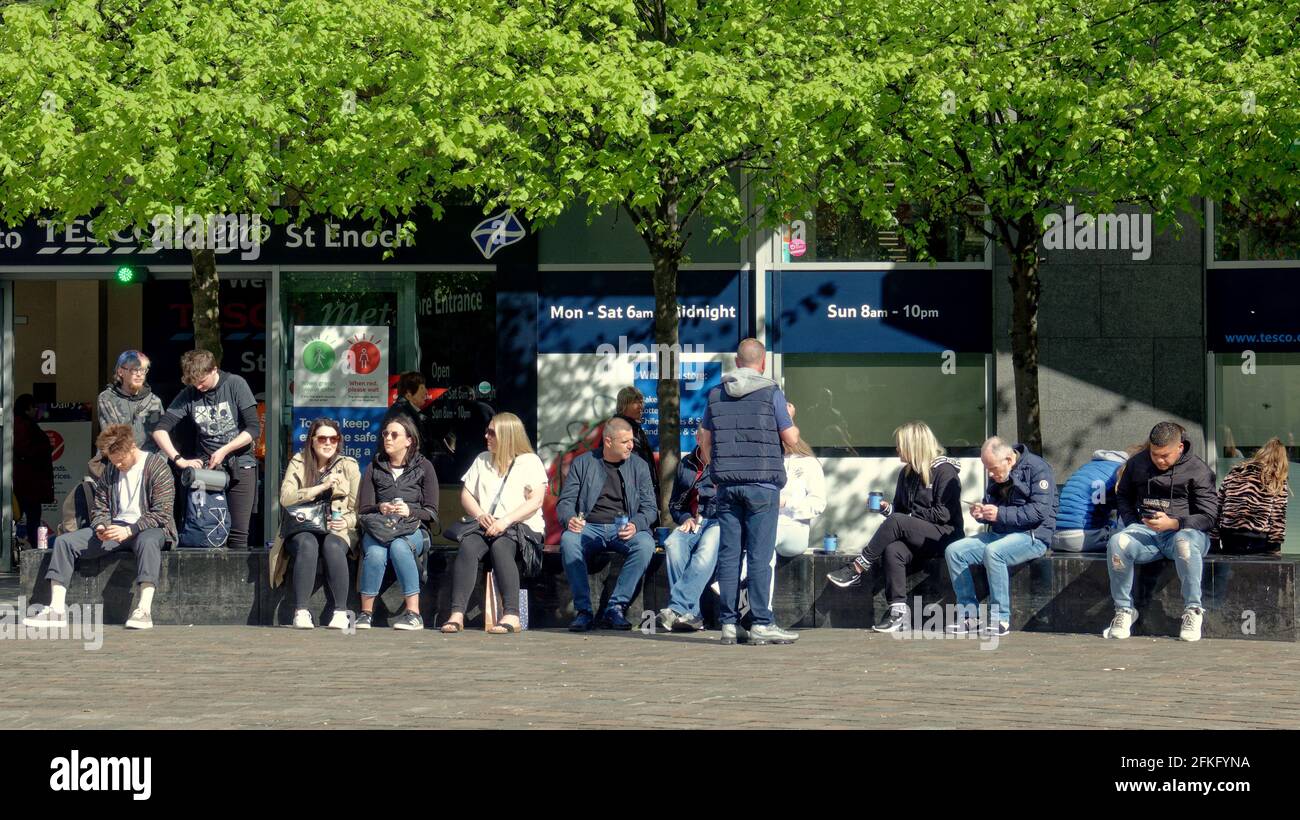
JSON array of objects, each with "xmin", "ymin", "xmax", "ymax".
[{"xmin": 471, "ymin": 210, "xmax": 526, "ymax": 259}]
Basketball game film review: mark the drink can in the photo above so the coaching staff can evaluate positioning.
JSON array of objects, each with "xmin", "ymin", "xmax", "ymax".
[
  {"xmin": 37, "ymin": 525, "xmax": 49, "ymax": 550},
  {"xmin": 331, "ymin": 508, "xmax": 343, "ymax": 521},
  {"xmin": 615, "ymin": 515, "xmax": 629, "ymax": 528}
]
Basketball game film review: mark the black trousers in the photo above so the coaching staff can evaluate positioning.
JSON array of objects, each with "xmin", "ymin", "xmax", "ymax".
[
  {"xmin": 286, "ymin": 531, "xmax": 352, "ymax": 610},
  {"xmin": 1219, "ymin": 531, "xmax": 1281, "ymax": 554},
  {"xmin": 860, "ymin": 514, "xmax": 946, "ymax": 605},
  {"xmin": 45, "ymin": 527, "xmax": 165, "ymax": 587},
  {"xmin": 225, "ymin": 463, "xmax": 258, "ymax": 549},
  {"xmin": 450, "ymin": 532, "xmax": 521, "ymax": 617}
]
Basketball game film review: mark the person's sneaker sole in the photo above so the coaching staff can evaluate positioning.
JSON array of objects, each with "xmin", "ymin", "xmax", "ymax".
[
  {"xmin": 124, "ymin": 620, "xmax": 153, "ymax": 630},
  {"xmin": 872, "ymin": 619, "xmax": 908, "ymax": 633},
  {"xmin": 354, "ymin": 623, "xmax": 371, "ymax": 630},
  {"xmin": 826, "ymin": 573, "xmax": 863, "ymax": 589}
]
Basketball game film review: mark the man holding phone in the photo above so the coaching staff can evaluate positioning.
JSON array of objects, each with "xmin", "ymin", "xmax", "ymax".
[
  {"xmin": 24, "ymin": 424, "xmax": 177, "ymax": 631},
  {"xmin": 1104, "ymin": 422, "xmax": 1218, "ymax": 642}
]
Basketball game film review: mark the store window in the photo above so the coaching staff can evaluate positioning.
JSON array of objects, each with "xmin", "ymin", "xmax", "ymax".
[
  {"xmin": 1214, "ymin": 200, "xmax": 1300, "ymax": 262},
  {"xmin": 783, "ymin": 353, "xmax": 986, "ymax": 455},
  {"xmin": 1213, "ymin": 352, "xmax": 1300, "ymax": 552},
  {"xmin": 781, "ymin": 201, "xmax": 987, "ymax": 264}
]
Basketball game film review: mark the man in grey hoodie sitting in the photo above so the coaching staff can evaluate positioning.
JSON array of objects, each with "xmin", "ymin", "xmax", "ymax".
[{"xmin": 696, "ymin": 338, "xmax": 803, "ymax": 646}]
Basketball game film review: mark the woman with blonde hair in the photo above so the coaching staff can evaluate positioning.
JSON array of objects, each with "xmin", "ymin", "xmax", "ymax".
[
  {"xmin": 1214, "ymin": 437, "xmax": 1291, "ymax": 554},
  {"xmin": 441, "ymin": 412, "xmax": 549, "ymax": 633},
  {"xmin": 826, "ymin": 420, "xmax": 965, "ymax": 632}
]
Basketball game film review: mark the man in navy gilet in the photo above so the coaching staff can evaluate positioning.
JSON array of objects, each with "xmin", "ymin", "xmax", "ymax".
[{"xmin": 696, "ymin": 338, "xmax": 802, "ymax": 645}]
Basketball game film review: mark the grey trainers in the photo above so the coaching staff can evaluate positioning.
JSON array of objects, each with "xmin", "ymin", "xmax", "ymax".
[
  {"xmin": 673, "ymin": 612, "xmax": 704, "ymax": 632},
  {"xmin": 657, "ymin": 607, "xmax": 682, "ymax": 632},
  {"xmin": 392, "ymin": 611, "xmax": 424, "ymax": 631},
  {"xmin": 22, "ymin": 606, "xmax": 67, "ymax": 629},
  {"xmin": 1103, "ymin": 608, "xmax": 1137, "ymax": 640},
  {"xmin": 125, "ymin": 608, "xmax": 154, "ymax": 630},
  {"xmin": 749, "ymin": 623, "xmax": 799, "ymax": 645},
  {"xmin": 720, "ymin": 623, "xmax": 750, "ymax": 645}
]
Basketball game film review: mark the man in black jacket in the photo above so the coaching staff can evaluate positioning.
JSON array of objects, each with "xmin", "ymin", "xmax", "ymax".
[{"xmin": 1104, "ymin": 422, "xmax": 1218, "ymax": 642}]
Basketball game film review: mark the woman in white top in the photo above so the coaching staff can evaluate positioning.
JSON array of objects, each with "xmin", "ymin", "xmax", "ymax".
[
  {"xmin": 776, "ymin": 403, "xmax": 826, "ymax": 557},
  {"xmin": 441, "ymin": 412, "xmax": 548, "ymax": 634}
]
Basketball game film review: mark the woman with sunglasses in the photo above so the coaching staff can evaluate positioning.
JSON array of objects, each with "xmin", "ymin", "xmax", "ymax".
[
  {"xmin": 441, "ymin": 412, "xmax": 547, "ymax": 634},
  {"xmin": 97, "ymin": 350, "xmax": 164, "ymax": 450},
  {"xmin": 356, "ymin": 415, "xmax": 440, "ymax": 630},
  {"xmin": 271, "ymin": 418, "xmax": 360, "ymax": 629}
]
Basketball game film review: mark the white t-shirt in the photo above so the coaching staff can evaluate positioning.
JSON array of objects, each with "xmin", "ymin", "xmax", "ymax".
[
  {"xmin": 114, "ymin": 456, "xmax": 149, "ymax": 525},
  {"xmin": 780, "ymin": 453, "xmax": 827, "ymax": 522},
  {"xmin": 462, "ymin": 452, "xmax": 549, "ymax": 534}
]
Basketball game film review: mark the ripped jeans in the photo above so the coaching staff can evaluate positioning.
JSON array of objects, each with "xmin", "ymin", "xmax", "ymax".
[{"xmin": 1106, "ymin": 524, "xmax": 1209, "ymax": 611}]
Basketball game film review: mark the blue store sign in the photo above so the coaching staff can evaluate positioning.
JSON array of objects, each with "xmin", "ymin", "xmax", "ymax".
[{"xmin": 776, "ymin": 269, "xmax": 992, "ymax": 353}]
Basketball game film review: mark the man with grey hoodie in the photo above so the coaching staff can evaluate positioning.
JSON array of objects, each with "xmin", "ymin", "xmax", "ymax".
[{"xmin": 697, "ymin": 338, "xmax": 802, "ymax": 646}]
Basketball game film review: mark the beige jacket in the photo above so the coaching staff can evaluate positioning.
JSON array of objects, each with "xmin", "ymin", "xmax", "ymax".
[{"xmin": 269, "ymin": 452, "xmax": 362, "ymax": 588}]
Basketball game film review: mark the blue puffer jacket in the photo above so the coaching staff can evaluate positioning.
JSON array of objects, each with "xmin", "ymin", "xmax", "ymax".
[
  {"xmin": 1056, "ymin": 450, "xmax": 1128, "ymax": 530},
  {"xmin": 983, "ymin": 444, "xmax": 1058, "ymax": 544}
]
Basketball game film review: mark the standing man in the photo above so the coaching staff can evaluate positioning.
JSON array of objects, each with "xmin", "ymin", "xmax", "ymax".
[
  {"xmin": 1104, "ymin": 421, "xmax": 1218, "ymax": 642},
  {"xmin": 152, "ymin": 350, "xmax": 261, "ymax": 549},
  {"xmin": 697, "ymin": 338, "xmax": 802, "ymax": 646}
]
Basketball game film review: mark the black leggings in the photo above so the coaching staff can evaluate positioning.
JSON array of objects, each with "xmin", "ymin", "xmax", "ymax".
[
  {"xmin": 861, "ymin": 514, "xmax": 946, "ymax": 605},
  {"xmin": 225, "ymin": 463, "xmax": 258, "ymax": 549},
  {"xmin": 1219, "ymin": 531, "xmax": 1281, "ymax": 554},
  {"xmin": 286, "ymin": 531, "xmax": 352, "ymax": 610},
  {"xmin": 450, "ymin": 532, "xmax": 521, "ymax": 617}
]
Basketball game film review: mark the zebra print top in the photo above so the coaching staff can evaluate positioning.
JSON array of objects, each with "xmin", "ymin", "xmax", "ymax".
[{"xmin": 1213, "ymin": 462, "xmax": 1289, "ymax": 544}]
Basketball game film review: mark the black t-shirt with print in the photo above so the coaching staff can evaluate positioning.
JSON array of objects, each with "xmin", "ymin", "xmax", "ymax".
[{"xmin": 159, "ymin": 371, "xmax": 259, "ymax": 466}]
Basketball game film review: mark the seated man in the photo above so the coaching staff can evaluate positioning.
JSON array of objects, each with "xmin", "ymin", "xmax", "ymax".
[
  {"xmin": 1104, "ymin": 422, "xmax": 1218, "ymax": 642},
  {"xmin": 945, "ymin": 437, "xmax": 1056, "ymax": 637},
  {"xmin": 25, "ymin": 424, "xmax": 177, "ymax": 631},
  {"xmin": 658, "ymin": 444, "xmax": 719, "ymax": 633},
  {"xmin": 1052, "ymin": 449, "xmax": 1132, "ymax": 552},
  {"xmin": 557, "ymin": 417, "xmax": 658, "ymax": 631}
]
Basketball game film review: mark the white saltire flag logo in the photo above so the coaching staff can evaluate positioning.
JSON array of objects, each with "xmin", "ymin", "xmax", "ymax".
[{"xmin": 471, "ymin": 210, "xmax": 526, "ymax": 259}]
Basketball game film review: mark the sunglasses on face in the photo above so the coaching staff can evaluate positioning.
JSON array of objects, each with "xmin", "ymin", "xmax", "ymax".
[
  {"xmin": 382, "ymin": 431, "xmax": 406, "ymax": 440},
  {"xmin": 314, "ymin": 434, "xmax": 340, "ymax": 444}
]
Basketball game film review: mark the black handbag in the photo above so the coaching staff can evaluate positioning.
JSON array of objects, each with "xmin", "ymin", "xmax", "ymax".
[
  {"xmin": 282, "ymin": 500, "xmax": 329, "ymax": 538},
  {"xmin": 510, "ymin": 524, "xmax": 545, "ymax": 579},
  {"xmin": 358, "ymin": 512, "xmax": 421, "ymax": 544}
]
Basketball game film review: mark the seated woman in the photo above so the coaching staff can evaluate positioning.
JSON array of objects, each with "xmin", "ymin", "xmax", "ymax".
[
  {"xmin": 441, "ymin": 412, "xmax": 547, "ymax": 634},
  {"xmin": 271, "ymin": 417, "xmax": 360, "ymax": 630},
  {"xmin": 826, "ymin": 420, "xmax": 964, "ymax": 633},
  {"xmin": 356, "ymin": 415, "xmax": 440, "ymax": 630},
  {"xmin": 776, "ymin": 403, "xmax": 826, "ymax": 558},
  {"xmin": 1214, "ymin": 437, "xmax": 1290, "ymax": 554},
  {"xmin": 1052, "ymin": 448, "xmax": 1136, "ymax": 552}
]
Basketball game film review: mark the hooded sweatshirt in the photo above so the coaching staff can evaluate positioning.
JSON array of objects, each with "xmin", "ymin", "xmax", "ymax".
[
  {"xmin": 702, "ymin": 368, "xmax": 791, "ymax": 488},
  {"xmin": 892, "ymin": 456, "xmax": 965, "ymax": 541},
  {"xmin": 97, "ymin": 382, "xmax": 164, "ymax": 450},
  {"xmin": 1115, "ymin": 436, "xmax": 1218, "ymax": 531}
]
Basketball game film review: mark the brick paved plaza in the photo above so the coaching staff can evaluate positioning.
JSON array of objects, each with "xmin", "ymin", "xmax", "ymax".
[{"xmin": 3, "ymin": 619, "xmax": 1298, "ymax": 730}]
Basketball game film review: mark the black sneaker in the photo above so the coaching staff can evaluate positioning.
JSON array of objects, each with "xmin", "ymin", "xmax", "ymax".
[
  {"xmin": 827, "ymin": 556, "xmax": 870, "ymax": 588},
  {"xmin": 354, "ymin": 611, "xmax": 373, "ymax": 630},
  {"xmin": 393, "ymin": 611, "xmax": 424, "ymax": 631},
  {"xmin": 568, "ymin": 611, "xmax": 595, "ymax": 632},
  {"xmin": 599, "ymin": 605, "xmax": 632, "ymax": 630},
  {"xmin": 872, "ymin": 606, "xmax": 909, "ymax": 633}
]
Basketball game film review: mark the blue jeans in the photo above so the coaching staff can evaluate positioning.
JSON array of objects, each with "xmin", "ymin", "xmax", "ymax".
[
  {"xmin": 664, "ymin": 518, "xmax": 721, "ymax": 618},
  {"xmin": 360, "ymin": 530, "xmax": 429, "ymax": 598},
  {"xmin": 559, "ymin": 523, "xmax": 656, "ymax": 614},
  {"xmin": 945, "ymin": 531, "xmax": 1047, "ymax": 625},
  {"xmin": 1107, "ymin": 524, "xmax": 1208, "ymax": 611},
  {"xmin": 715, "ymin": 485, "xmax": 780, "ymax": 626}
]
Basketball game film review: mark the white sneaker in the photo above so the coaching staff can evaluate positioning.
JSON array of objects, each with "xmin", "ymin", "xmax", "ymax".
[
  {"xmin": 1103, "ymin": 608, "xmax": 1137, "ymax": 640},
  {"xmin": 292, "ymin": 609, "xmax": 314, "ymax": 629},
  {"xmin": 325, "ymin": 611, "xmax": 351, "ymax": 630},
  {"xmin": 23, "ymin": 605, "xmax": 67, "ymax": 629},
  {"xmin": 125, "ymin": 608, "xmax": 153, "ymax": 630},
  {"xmin": 1179, "ymin": 607, "xmax": 1203, "ymax": 642}
]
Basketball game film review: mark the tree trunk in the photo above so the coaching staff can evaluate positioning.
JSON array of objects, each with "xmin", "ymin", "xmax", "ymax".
[
  {"xmin": 1007, "ymin": 243, "xmax": 1043, "ymax": 454},
  {"xmin": 190, "ymin": 248, "xmax": 223, "ymax": 362},
  {"xmin": 651, "ymin": 249, "xmax": 681, "ymax": 527}
]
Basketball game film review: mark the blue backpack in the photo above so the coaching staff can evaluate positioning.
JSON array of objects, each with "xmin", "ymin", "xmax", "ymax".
[{"xmin": 178, "ymin": 487, "xmax": 231, "ymax": 548}]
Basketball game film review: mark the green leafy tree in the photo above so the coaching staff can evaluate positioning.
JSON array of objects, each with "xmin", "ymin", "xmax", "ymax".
[
  {"xmin": 834, "ymin": 0, "xmax": 1300, "ymax": 453},
  {"xmin": 439, "ymin": 0, "xmax": 897, "ymax": 519}
]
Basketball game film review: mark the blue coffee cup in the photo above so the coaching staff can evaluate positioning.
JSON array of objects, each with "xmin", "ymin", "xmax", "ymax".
[
  {"xmin": 868, "ymin": 492, "xmax": 884, "ymax": 511},
  {"xmin": 823, "ymin": 534, "xmax": 838, "ymax": 553},
  {"xmin": 615, "ymin": 515, "xmax": 630, "ymax": 529}
]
